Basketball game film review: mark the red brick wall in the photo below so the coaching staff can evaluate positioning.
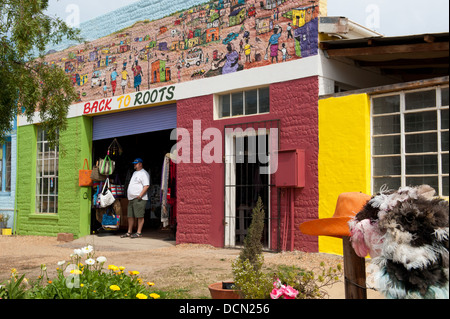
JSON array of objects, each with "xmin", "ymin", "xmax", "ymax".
[{"xmin": 176, "ymin": 76, "xmax": 319, "ymax": 252}]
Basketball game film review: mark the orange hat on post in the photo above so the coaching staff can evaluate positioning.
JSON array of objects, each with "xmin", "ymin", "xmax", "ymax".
[{"xmin": 299, "ymin": 192, "xmax": 371, "ymax": 238}]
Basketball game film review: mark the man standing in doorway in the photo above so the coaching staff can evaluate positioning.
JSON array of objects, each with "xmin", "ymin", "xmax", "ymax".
[{"xmin": 121, "ymin": 158, "xmax": 150, "ymax": 238}]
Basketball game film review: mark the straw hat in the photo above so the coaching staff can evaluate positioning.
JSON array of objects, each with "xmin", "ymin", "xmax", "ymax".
[{"xmin": 299, "ymin": 192, "xmax": 371, "ymax": 238}]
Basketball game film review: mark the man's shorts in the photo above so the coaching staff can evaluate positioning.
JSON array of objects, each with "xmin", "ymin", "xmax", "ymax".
[{"xmin": 127, "ymin": 199, "xmax": 147, "ymax": 218}]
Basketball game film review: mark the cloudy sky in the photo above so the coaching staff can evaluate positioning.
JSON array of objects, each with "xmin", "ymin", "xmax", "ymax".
[{"xmin": 46, "ymin": 0, "xmax": 449, "ymax": 36}]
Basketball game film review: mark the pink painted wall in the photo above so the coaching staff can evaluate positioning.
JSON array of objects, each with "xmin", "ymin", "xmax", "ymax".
[{"xmin": 176, "ymin": 76, "xmax": 319, "ymax": 252}]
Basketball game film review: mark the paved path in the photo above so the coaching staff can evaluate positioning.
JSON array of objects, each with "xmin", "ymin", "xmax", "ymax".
[{"xmin": 60, "ymin": 230, "xmax": 176, "ymax": 251}]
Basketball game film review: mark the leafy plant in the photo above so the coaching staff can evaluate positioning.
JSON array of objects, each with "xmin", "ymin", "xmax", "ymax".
[
  {"xmin": 232, "ymin": 254, "xmax": 272, "ymax": 299},
  {"xmin": 0, "ymin": 0, "xmax": 82, "ymax": 145},
  {"xmin": 238, "ymin": 196, "xmax": 265, "ymax": 270},
  {"xmin": 0, "ymin": 213, "xmax": 11, "ymax": 227},
  {"xmin": 274, "ymin": 263, "xmax": 343, "ymax": 299},
  {"xmin": 0, "ymin": 269, "xmax": 29, "ymax": 299},
  {"xmin": 232, "ymin": 196, "xmax": 272, "ymax": 298},
  {"xmin": 231, "ymin": 197, "xmax": 343, "ymax": 299},
  {"xmin": 2, "ymin": 245, "xmax": 160, "ymax": 299}
]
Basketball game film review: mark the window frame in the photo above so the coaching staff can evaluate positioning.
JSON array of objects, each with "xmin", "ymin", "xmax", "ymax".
[
  {"xmin": 216, "ymin": 86, "xmax": 270, "ymax": 119},
  {"xmin": 35, "ymin": 127, "xmax": 59, "ymax": 214},
  {"xmin": 370, "ymin": 85, "xmax": 449, "ymax": 197}
]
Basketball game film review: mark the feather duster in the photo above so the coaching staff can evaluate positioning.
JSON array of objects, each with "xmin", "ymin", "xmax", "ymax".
[{"xmin": 349, "ymin": 185, "xmax": 449, "ymax": 299}]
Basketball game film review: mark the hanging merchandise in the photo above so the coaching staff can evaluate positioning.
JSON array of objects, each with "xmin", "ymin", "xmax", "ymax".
[
  {"xmin": 96, "ymin": 207, "xmax": 106, "ymax": 223},
  {"xmin": 160, "ymin": 152, "xmax": 177, "ymax": 228},
  {"xmin": 99, "ymin": 178, "xmax": 115, "ymax": 208},
  {"xmin": 91, "ymin": 161, "xmax": 107, "ymax": 182},
  {"xmin": 102, "ymin": 212, "xmax": 120, "ymax": 226},
  {"xmin": 112, "ymin": 198, "xmax": 122, "ymax": 217},
  {"xmin": 108, "ymin": 138, "xmax": 123, "ymax": 156},
  {"xmin": 98, "ymin": 153, "xmax": 115, "ymax": 176},
  {"xmin": 110, "ymin": 175, "xmax": 125, "ymax": 198},
  {"xmin": 160, "ymin": 154, "xmax": 170, "ymax": 227},
  {"xmin": 348, "ymin": 185, "xmax": 449, "ymax": 299},
  {"xmin": 92, "ymin": 182, "xmax": 101, "ymax": 208},
  {"xmin": 79, "ymin": 159, "xmax": 93, "ymax": 187},
  {"xmin": 101, "ymin": 206, "xmax": 120, "ymax": 231}
]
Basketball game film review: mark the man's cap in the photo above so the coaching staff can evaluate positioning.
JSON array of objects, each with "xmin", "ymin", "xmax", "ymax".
[{"xmin": 132, "ymin": 158, "xmax": 143, "ymax": 164}]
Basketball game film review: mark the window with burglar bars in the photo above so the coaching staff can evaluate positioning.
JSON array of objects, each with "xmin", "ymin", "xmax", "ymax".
[
  {"xmin": 371, "ymin": 85, "xmax": 449, "ymax": 197},
  {"xmin": 36, "ymin": 128, "xmax": 59, "ymax": 214}
]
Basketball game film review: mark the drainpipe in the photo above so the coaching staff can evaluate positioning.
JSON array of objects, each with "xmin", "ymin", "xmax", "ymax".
[{"xmin": 290, "ymin": 188, "xmax": 295, "ymax": 251}]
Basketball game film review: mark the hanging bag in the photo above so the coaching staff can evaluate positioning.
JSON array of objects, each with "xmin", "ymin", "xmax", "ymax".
[
  {"xmin": 98, "ymin": 154, "xmax": 115, "ymax": 176},
  {"xmin": 110, "ymin": 175, "xmax": 125, "ymax": 198},
  {"xmin": 99, "ymin": 178, "xmax": 115, "ymax": 208},
  {"xmin": 91, "ymin": 161, "xmax": 107, "ymax": 182},
  {"xmin": 92, "ymin": 182, "xmax": 102, "ymax": 208},
  {"xmin": 79, "ymin": 159, "xmax": 93, "ymax": 187},
  {"xmin": 102, "ymin": 213, "xmax": 119, "ymax": 226}
]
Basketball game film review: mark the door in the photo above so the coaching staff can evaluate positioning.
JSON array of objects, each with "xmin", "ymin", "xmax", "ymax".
[
  {"xmin": 224, "ymin": 123, "xmax": 278, "ymax": 248},
  {"xmin": 92, "ymin": 104, "xmax": 177, "ymax": 140}
]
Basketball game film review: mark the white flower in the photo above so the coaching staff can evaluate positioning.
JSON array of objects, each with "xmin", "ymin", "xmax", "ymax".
[
  {"xmin": 85, "ymin": 258, "xmax": 95, "ymax": 265},
  {"xmin": 73, "ymin": 249, "xmax": 84, "ymax": 256},
  {"xmin": 64, "ymin": 264, "xmax": 78, "ymax": 276},
  {"xmin": 96, "ymin": 256, "xmax": 107, "ymax": 263},
  {"xmin": 82, "ymin": 245, "xmax": 94, "ymax": 254},
  {"xmin": 57, "ymin": 260, "xmax": 66, "ymax": 266}
]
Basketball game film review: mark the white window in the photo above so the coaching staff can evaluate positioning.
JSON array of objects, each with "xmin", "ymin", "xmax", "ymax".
[
  {"xmin": 36, "ymin": 128, "xmax": 59, "ymax": 214},
  {"xmin": 371, "ymin": 85, "xmax": 449, "ymax": 197},
  {"xmin": 217, "ymin": 87, "xmax": 270, "ymax": 119}
]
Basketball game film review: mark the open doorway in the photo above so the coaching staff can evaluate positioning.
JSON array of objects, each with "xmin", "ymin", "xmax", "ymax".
[
  {"xmin": 224, "ymin": 134, "xmax": 271, "ymax": 248},
  {"xmin": 91, "ymin": 129, "xmax": 177, "ymax": 239}
]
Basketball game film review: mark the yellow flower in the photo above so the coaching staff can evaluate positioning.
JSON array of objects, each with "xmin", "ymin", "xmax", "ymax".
[
  {"xmin": 11, "ymin": 268, "xmax": 17, "ymax": 274},
  {"xmin": 149, "ymin": 293, "xmax": 160, "ymax": 299},
  {"xmin": 119, "ymin": 266, "xmax": 125, "ymax": 271},
  {"xmin": 109, "ymin": 285, "xmax": 120, "ymax": 291},
  {"xmin": 136, "ymin": 293, "xmax": 148, "ymax": 299},
  {"xmin": 137, "ymin": 278, "xmax": 143, "ymax": 284},
  {"xmin": 129, "ymin": 270, "xmax": 140, "ymax": 276},
  {"xmin": 108, "ymin": 265, "xmax": 119, "ymax": 271},
  {"xmin": 147, "ymin": 282, "xmax": 155, "ymax": 286},
  {"xmin": 80, "ymin": 284, "xmax": 84, "ymax": 287},
  {"xmin": 70, "ymin": 269, "xmax": 82, "ymax": 275}
]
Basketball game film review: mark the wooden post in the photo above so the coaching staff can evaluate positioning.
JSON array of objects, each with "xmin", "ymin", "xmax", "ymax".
[{"xmin": 343, "ymin": 236, "xmax": 367, "ymax": 299}]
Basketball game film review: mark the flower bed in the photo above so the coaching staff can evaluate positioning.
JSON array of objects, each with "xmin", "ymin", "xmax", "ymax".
[{"xmin": 0, "ymin": 245, "xmax": 160, "ymax": 299}]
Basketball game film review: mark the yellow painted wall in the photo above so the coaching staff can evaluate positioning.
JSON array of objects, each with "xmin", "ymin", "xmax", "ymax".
[{"xmin": 318, "ymin": 94, "xmax": 372, "ymax": 255}]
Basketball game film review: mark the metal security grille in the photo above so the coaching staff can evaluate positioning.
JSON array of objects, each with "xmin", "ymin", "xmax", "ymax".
[
  {"xmin": 36, "ymin": 128, "xmax": 59, "ymax": 214},
  {"xmin": 92, "ymin": 103, "xmax": 177, "ymax": 140},
  {"xmin": 224, "ymin": 120, "xmax": 279, "ymax": 249}
]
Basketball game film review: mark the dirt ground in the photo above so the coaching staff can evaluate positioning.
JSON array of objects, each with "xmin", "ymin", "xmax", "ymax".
[{"xmin": 0, "ymin": 234, "xmax": 383, "ymax": 299}]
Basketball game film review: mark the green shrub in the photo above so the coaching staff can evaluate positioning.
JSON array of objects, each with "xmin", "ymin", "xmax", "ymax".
[
  {"xmin": 232, "ymin": 254, "xmax": 272, "ymax": 299},
  {"xmin": 274, "ymin": 263, "xmax": 342, "ymax": 299},
  {"xmin": 232, "ymin": 197, "xmax": 272, "ymax": 298}
]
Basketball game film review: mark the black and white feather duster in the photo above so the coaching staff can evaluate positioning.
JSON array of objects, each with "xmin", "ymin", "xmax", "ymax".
[{"xmin": 349, "ymin": 185, "xmax": 449, "ymax": 299}]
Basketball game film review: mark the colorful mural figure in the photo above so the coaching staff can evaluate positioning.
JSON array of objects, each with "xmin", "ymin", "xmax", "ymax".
[{"xmin": 43, "ymin": 0, "xmax": 319, "ymax": 103}]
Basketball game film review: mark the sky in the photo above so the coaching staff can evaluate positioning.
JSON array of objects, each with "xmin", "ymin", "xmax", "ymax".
[{"xmin": 45, "ymin": 0, "xmax": 449, "ymax": 37}]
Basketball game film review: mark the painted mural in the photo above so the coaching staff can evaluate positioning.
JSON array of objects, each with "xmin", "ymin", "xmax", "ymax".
[{"xmin": 44, "ymin": 0, "xmax": 320, "ymax": 103}]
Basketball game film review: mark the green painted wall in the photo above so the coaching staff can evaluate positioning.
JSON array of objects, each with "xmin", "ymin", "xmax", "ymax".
[{"xmin": 16, "ymin": 116, "xmax": 93, "ymax": 238}]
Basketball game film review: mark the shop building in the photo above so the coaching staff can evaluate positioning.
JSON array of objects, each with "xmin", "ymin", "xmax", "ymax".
[{"xmin": 14, "ymin": 0, "xmax": 448, "ymax": 255}]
